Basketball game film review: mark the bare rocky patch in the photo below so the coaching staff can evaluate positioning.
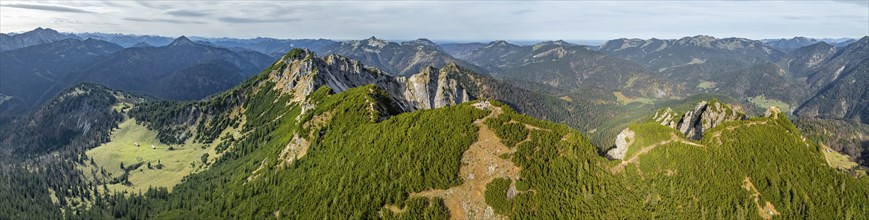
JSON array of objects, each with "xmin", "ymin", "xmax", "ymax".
[
  {"xmin": 742, "ymin": 177, "xmax": 781, "ymax": 219},
  {"xmin": 390, "ymin": 102, "xmax": 522, "ymax": 219}
]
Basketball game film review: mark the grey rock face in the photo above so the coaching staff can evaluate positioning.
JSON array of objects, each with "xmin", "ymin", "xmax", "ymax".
[
  {"xmin": 607, "ymin": 128, "xmax": 635, "ymax": 160},
  {"xmin": 654, "ymin": 101, "xmax": 746, "ymax": 140},
  {"xmin": 268, "ymin": 49, "xmax": 471, "ymax": 111}
]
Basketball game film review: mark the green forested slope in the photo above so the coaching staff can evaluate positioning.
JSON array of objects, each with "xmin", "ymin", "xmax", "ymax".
[
  {"xmin": 484, "ymin": 104, "xmax": 869, "ymax": 219},
  {"xmin": 79, "ymin": 83, "xmax": 489, "ymax": 218}
]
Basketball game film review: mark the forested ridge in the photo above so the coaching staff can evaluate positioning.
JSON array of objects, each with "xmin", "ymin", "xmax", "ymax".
[{"xmin": 0, "ymin": 48, "xmax": 867, "ymax": 219}]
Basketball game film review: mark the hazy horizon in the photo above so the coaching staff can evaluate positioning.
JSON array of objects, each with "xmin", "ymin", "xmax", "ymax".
[{"xmin": 5, "ymin": 26, "xmax": 866, "ymax": 47}]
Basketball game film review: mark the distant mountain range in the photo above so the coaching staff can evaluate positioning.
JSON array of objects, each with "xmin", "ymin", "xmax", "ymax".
[
  {"xmin": 463, "ymin": 40, "xmax": 677, "ymax": 97},
  {"xmin": 65, "ymin": 36, "xmax": 274, "ymax": 99},
  {"xmin": 2, "ymin": 27, "xmax": 867, "ymax": 163},
  {"xmin": 74, "ymin": 32, "xmax": 336, "ymax": 58},
  {"xmin": 320, "ymin": 37, "xmax": 479, "ymax": 76},
  {"xmin": 2, "ymin": 45, "xmax": 867, "ymax": 219},
  {"xmin": 762, "ymin": 37, "xmax": 858, "ymax": 52},
  {"xmin": 0, "ymin": 32, "xmax": 276, "ymax": 114},
  {"xmin": 0, "ymin": 38, "xmax": 124, "ymax": 113},
  {"xmin": 0, "ymin": 27, "xmax": 79, "ymax": 51}
]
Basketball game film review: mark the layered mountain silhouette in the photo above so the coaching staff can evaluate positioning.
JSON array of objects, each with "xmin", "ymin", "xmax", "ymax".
[
  {"xmin": 321, "ymin": 37, "xmax": 480, "ymax": 76},
  {"xmin": 0, "ymin": 35, "xmax": 275, "ymax": 114},
  {"xmin": 0, "ymin": 27, "xmax": 78, "ymax": 51}
]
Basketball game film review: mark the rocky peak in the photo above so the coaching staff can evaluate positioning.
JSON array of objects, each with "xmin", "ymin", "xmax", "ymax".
[
  {"xmin": 265, "ymin": 49, "xmax": 471, "ymax": 112},
  {"xmin": 764, "ymin": 106, "xmax": 782, "ymax": 119},
  {"xmin": 169, "ymin": 36, "xmax": 197, "ymax": 47},
  {"xmin": 364, "ymin": 36, "xmax": 388, "ymax": 48},
  {"xmin": 653, "ymin": 101, "xmax": 746, "ymax": 140}
]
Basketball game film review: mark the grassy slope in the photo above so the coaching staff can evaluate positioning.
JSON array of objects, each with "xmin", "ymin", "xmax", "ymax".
[
  {"xmin": 749, "ymin": 95, "xmax": 791, "ymax": 113},
  {"xmin": 82, "ymin": 118, "xmax": 216, "ymax": 193}
]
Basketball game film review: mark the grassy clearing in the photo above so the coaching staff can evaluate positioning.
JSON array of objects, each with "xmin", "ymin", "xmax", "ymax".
[
  {"xmin": 621, "ymin": 122, "xmax": 680, "ymax": 160},
  {"xmin": 697, "ymin": 81, "xmax": 716, "ymax": 89},
  {"xmin": 749, "ymin": 95, "xmax": 790, "ymax": 113},
  {"xmin": 83, "ymin": 119, "xmax": 215, "ymax": 194},
  {"xmin": 821, "ymin": 144, "xmax": 859, "ymax": 170},
  {"xmin": 613, "ymin": 91, "xmax": 654, "ymax": 105}
]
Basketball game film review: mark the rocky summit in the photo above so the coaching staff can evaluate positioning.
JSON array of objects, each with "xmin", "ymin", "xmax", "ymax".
[
  {"xmin": 653, "ymin": 101, "xmax": 746, "ymax": 140},
  {"xmin": 267, "ymin": 49, "xmax": 471, "ymax": 111}
]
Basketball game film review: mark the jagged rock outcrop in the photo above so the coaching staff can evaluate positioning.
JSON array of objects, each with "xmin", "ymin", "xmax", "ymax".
[
  {"xmin": 765, "ymin": 106, "xmax": 782, "ymax": 119},
  {"xmin": 267, "ymin": 49, "xmax": 471, "ymax": 111},
  {"xmin": 653, "ymin": 101, "xmax": 746, "ymax": 140},
  {"xmin": 607, "ymin": 128, "xmax": 635, "ymax": 160}
]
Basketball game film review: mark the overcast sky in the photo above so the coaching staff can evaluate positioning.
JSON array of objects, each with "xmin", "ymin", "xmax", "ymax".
[{"xmin": 1, "ymin": 1, "xmax": 867, "ymax": 41}]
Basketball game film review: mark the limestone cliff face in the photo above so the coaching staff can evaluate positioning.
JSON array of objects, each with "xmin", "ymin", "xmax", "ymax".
[
  {"xmin": 607, "ymin": 128, "xmax": 634, "ymax": 160},
  {"xmin": 653, "ymin": 101, "xmax": 746, "ymax": 140},
  {"xmin": 266, "ymin": 49, "xmax": 471, "ymax": 112}
]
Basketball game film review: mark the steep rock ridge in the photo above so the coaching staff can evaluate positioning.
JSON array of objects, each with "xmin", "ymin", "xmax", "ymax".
[
  {"xmin": 653, "ymin": 101, "xmax": 746, "ymax": 140},
  {"xmin": 266, "ymin": 49, "xmax": 471, "ymax": 111}
]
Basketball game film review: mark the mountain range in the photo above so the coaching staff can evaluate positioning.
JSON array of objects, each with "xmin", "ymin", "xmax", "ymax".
[
  {"xmin": 1, "ymin": 27, "xmax": 869, "ymax": 219},
  {"xmin": 2, "ymin": 47, "xmax": 867, "ymax": 219},
  {"xmin": 320, "ymin": 37, "xmax": 480, "ymax": 76},
  {"xmin": 762, "ymin": 36, "xmax": 858, "ymax": 52},
  {"xmin": 1, "ymin": 34, "xmax": 275, "ymax": 114},
  {"xmin": 0, "ymin": 27, "xmax": 79, "ymax": 51}
]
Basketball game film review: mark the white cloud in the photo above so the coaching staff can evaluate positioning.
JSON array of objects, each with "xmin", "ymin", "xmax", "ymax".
[{"xmin": 0, "ymin": 0, "xmax": 866, "ymax": 40}]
